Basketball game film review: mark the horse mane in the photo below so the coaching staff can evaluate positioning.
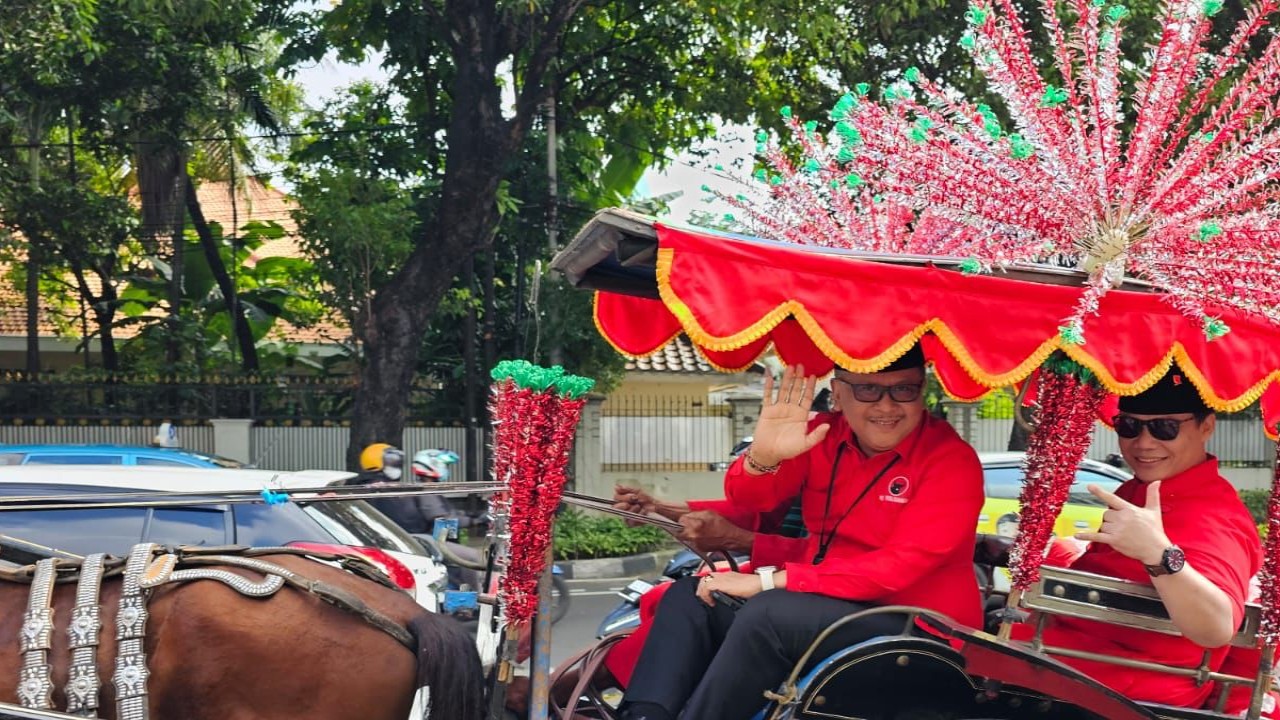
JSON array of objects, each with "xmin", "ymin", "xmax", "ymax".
[{"xmin": 406, "ymin": 612, "xmax": 485, "ymax": 720}]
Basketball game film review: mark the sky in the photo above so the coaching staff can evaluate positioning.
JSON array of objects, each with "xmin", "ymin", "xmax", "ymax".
[{"xmin": 287, "ymin": 47, "xmax": 749, "ymax": 225}]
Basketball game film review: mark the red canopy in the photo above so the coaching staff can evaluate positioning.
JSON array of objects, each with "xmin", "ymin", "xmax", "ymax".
[{"xmin": 594, "ymin": 223, "xmax": 1280, "ymax": 437}]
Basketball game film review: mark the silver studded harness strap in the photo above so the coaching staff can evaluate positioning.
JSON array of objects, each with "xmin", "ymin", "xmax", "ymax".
[
  {"xmin": 113, "ymin": 544, "xmax": 155, "ymax": 720},
  {"xmin": 17, "ymin": 559, "xmax": 56, "ymax": 710},
  {"xmin": 66, "ymin": 553, "xmax": 105, "ymax": 718}
]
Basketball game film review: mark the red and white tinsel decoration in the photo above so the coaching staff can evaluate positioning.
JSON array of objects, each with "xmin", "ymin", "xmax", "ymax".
[
  {"xmin": 487, "ymin": 361, "xmax": 594, "ymax": 625},
  {"xmin": 1009, "ymin": 359, "xmax": 1108, "ymax": 591}
]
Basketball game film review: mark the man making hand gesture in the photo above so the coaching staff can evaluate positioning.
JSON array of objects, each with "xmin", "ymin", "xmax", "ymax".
[
  {"xmin": 1040, "ymin": 367, "xmax": 1260, "ymax": 709},
  {"xmin": 619, "ymin": 343, "xmax": 986, "ymax": 720}
]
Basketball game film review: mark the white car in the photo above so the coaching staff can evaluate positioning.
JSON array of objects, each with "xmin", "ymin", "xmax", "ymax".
[{"xmin": 0, "ymin": 465, "xmax": 446, "ymax": 611}]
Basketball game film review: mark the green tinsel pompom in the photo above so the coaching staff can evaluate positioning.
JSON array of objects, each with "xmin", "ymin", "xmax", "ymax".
[
  {"xmin": 1196, "ymin": 221, "xmax": 1223, "ymax": 242},
  {"xmin": 755, "ymin": 130, "xmax": 769, "ymax": 143},
  {"xmin": 735, "ymin": 194, "xmax": 748, "ymax": 202},
  {"xmin": 713, "ymin": 163, "xmax": 724, "ymax": 171},
  {"xmin": 872, "ymin": 194, "xmax": 885, "ymax": 203},
  {"xmin": 1199, "ymin": 131, "xmax": 1216, "ymax": 143},
  {"xmin": 904, "ymin": 66, "xmax": 921, "ymax": 83},
  {"xmin": 1057, "ymin": 323, "xmax": 1086, "ymax": 346},
  {"xmin": 723, "ymin": 213, "xmax": 736, "ymax": 223},
  {"xmin": 1100, "ymin": 29, "xmax": 1115, "ymax": 45},
  {"xmin": 780, "ymin": 106, "xmax": 793, "ymax": 119},
  {"xmin": 960, "ymin": 32, "xmax": 977, "ymax": 50},
  {"xmin": 855, "ymin": 83, "xmax": 871, "ymax": 96},
  {"xmin": 1202, "ymin": 317, "xmax": 1230, "ymax": 340},
  {"xmin": 1090, "ymin": 0, "xmax": 1105, "ymax": 7},
  {"xmin": 700, "ymin": 184, "xmax": 712, "ymax": 193},
  {"xmin": 910, "ymin": 127, "xmax": 928, "ymax": 143},
  {"xmin": 1202, "ymin": 0, "xmax": 1223, "ymax": 16},
  {"xmin": 845, "ymin": 173, "xmax": 864, "ymax": 188},
  {"xmin": 489, "ymin": 360, "xmax": 520, "ymax": 382},
  {"xmin": 803, "ymin": 120, "xmax": 819, "ymax": 136},
  {"xmin": 965, "ymin": 6, "xmax": 988, "ymax": 25},
  {"xmin": 1040, "ymin": 85, "xmax": 1068, "ymax": 107},
  {"xmin": 803, "ymin": 158, "xmax": 821, "ymax": 173},
  {"xmin": 1009, "ymin": 134, "xmax": 1035, "ymax": 159},
  {"xmin": 554, "ymin": 374, "xmax": 596, "ymax": 399},
  {"xmin": 959, "ymin": 257, "xmax": 982, "ymax": 275},
  {"xmin": 836, "ymin": 121, "xmax": 862, "ymax": 145},
  {"xmin": 836, "ymin": 146, "xmax": 856, "ymax": 164},
  {"xmin": 769, "ymin": 175, "xmax": 783, "ymax": 186},
  {"xmin": 829, "ymin": 93, "xmax": 857, "ymax": 121},
  {"xmin": 1106, "ymin": 4, "xmax": 1128, "ymax": 21},
  {"xmin": 884, "ymin": 86, "xmax": 899, "ymax": 101},
  {"xmin": 755, "ymin": 143, "xmax": 767, "ymax": 154}
]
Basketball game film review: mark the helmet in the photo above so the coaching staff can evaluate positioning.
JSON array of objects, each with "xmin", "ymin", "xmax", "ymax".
[
  {"xmin": 360, "ymin": 443, "xmax": 405, "ymax": 481},
  {"xmin": 412, "ymin": 449, "xmax": 460, "ymax": 482}
]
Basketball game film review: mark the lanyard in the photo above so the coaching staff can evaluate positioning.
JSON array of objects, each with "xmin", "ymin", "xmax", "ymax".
[{"xmin": 813, "ymin": 443, "xmax": 901, "ymax": 565}]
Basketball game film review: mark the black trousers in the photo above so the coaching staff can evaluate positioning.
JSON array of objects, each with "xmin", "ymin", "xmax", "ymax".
[{"xmin": 621, "ymin": 576, "xmax": 913, "ymax": 720}]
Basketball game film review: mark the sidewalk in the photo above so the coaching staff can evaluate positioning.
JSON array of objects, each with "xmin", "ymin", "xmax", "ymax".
[{"xmin": 557, "ymin": 546, "xmax": 682, "ymax": 579}]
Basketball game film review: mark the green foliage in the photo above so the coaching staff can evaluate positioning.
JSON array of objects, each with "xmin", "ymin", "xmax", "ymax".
[
  {"xmin": 1240, "ymin": 490, "xmax": 1270, "ymax": 525},
  {"xmin": 977, "ymin": 390, "xmax": 1016, "ymax": 420},
  {"xmin": 552, "ymin": 508, "xmax": 670, "ymax": 561}
]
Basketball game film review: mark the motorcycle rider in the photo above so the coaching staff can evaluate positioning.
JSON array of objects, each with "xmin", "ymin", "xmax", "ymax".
[{"xmin": 350, "ymin": 443, "xmax": 484, "ymax": 588}]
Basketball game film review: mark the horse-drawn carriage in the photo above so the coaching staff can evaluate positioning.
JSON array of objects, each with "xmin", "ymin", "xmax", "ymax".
[{"xmin": 544, "ymin": 206, "xmax": 1280, "ymax": 720}]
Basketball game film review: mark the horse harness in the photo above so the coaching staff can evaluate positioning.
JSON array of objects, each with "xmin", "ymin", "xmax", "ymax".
[{"xmin": 4, "ymin": 544, "xmax": 417, "ymax": 718}]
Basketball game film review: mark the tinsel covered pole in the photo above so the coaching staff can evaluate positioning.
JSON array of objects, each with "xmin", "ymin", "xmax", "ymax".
[
  {"xmin": 484, "ymin": 361, "xmax": 594, "ymax": 718},
  {"xmin": 1253, "ymin": 426, "xmax": 1280, "ymax": 720},
  {"xmin": 1000, "ymin": 354, "xmax": 1107, "ymax": 639}
]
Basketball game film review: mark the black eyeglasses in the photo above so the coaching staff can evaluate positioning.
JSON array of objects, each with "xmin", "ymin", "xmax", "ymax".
[
  {"xmin": 1113, "ymin": 415, "xmax": 1196, "ymax": 441},
  {"xmin": 833, "ymin": 378, "xmax": 923, "ymax": 403}
]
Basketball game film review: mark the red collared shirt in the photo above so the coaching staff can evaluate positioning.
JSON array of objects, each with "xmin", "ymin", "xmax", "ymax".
[
  {"xmin": 725, "ymin": 411, "xmax": 985, "ymax": 628},
  {"xmin": 1045, "ymin": 457, "xmax": 1261, "ymax": 708}
]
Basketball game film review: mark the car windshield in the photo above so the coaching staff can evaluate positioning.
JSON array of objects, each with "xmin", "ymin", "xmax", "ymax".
[
  {"xmin": 985, "ymin": 465, "xmax": 1125, "ymax": 504},
  {"xmin": 302, "ymin": 500, "xmax": 425, "ymax": 556},
  {"xmin": 0, "ymin": 483, "xmax": 336, "ymax": 556}
]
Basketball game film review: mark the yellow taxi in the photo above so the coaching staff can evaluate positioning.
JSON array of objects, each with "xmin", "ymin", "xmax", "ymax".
[{"xmin": 977, "ymin": 452, "xmax": 1131, "ymax": 540}]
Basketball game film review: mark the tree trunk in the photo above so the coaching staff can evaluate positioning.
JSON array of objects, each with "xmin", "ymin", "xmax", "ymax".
[
  {"xmin": 184, "ymin": 174, "xmax": 259, "ymax": 372},
  {"xmin": 24, "ymin": 257, "xmax": 40, "ymax": 374},
  {"xmin": 1007, "ymin": 417, "xmax": 1031, "ymax": 451},
  {"xmin": 463, "ymin": 257, "xmax": 479, "ymax": 482},
  {"xmin": 347, "ymin": 0, "xmax": 517, "ymax": 469}
]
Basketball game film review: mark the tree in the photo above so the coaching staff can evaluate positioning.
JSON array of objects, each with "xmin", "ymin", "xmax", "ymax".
[{"xmin": 277, "ymin": 0, "xmax": 920, "ymax": 467}]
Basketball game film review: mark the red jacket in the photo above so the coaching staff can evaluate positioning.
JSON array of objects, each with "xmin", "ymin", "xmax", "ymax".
[
  {"xmin": 1045, "ymin": 457, "xmax": 1260, "ymax": 708},
  {"xmin": 725, "ymin": 411, "xmax": 985, "ymax": 628}
]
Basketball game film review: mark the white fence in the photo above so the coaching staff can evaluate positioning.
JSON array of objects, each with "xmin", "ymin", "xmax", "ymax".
[
  {"xmin": 0, "ymin": 424, "xmax": 217, "ymax": 453},
  {"xmin": 601, "ymin": 416, "xmax": 734, "ymax": 469},
  {"xmin": 0, "ymin": 423, "xmax": 482, "ymax": 480}
]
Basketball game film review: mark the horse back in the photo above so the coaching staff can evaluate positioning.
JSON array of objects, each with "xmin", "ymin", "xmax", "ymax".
[{"xmin": 0, "ymin": 553, "xmax": 481, "ymax": 720}]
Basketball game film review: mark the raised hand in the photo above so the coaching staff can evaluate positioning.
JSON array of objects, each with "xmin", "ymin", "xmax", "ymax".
[
  {"xmin": 747, "ymin": 365, "xmax": 830, "ymax": 467},
  {"xmin": 1074, "ymin": 482, "xmax": 1170, "ymax": 565}
]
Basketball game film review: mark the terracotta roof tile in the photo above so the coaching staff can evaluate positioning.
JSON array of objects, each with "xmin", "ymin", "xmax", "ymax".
[
  {"xmin": 1, "ymin": 178, "xmax": 347, "ymax": 345},
  {"xmin": 625, "ymin": 336, "xmax": 714, "ymax": 374}
]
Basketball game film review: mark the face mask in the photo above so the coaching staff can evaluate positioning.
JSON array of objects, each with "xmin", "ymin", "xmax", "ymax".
[{"xmin": 383, "ymin": 466, "xmax": 403, "ymax": 481}]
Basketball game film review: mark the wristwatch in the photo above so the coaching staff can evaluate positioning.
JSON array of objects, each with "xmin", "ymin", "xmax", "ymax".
[
  {"xmin": 1144, "ymin": 545, "xmax": 1186, "ymax": 577},
  {"xmin": 756, "ymin": 565, "xmax": 778, "ymax": 591}
]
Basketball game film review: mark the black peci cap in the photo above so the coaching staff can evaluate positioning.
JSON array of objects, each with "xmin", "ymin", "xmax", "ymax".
[
  {"xmin": 1118, "ymin": 366, "xmax": 1211, "ymax": 415},
  {"xmin": 880, "ymin": 342, "xmax": 926, "ymax": 373}
]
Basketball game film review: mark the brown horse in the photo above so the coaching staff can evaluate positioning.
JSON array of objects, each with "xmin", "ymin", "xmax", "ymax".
[{"xmin": 0, "ymin": 553, "xmax": 484, "ymax": 720}]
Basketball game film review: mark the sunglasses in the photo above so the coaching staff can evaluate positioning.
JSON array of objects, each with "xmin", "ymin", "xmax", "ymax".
[
  {"xmin": 833, "ymin": 378, "xmax": 923, "ymax": 403},
  {"xmin": 1112, "ymin": 414, "xmax": 1196, "ymax": 441}
]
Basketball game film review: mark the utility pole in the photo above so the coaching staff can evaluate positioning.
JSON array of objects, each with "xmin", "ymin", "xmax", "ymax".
[{"xmin": 545, "ymin": 94, "xmax": 558, "ymax": 256}]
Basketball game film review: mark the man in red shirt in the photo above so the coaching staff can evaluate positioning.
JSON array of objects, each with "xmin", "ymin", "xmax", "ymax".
[
  {"xmin": 1046, "ymin": 367, "xmax": 1261, "ymax": 707},
  {"xmin": 618, "ymin": 343, "xmax": 986, "ymax": 720}
]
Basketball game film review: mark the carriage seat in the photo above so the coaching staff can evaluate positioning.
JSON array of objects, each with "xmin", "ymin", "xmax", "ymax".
[
  {"xmin": 1020, "ymin": 565, "xmax": 1268, "ymax": 718},
  {"xmin": 1021, "ymin": 565, "xmax": 1261, "ymax": 648}
]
